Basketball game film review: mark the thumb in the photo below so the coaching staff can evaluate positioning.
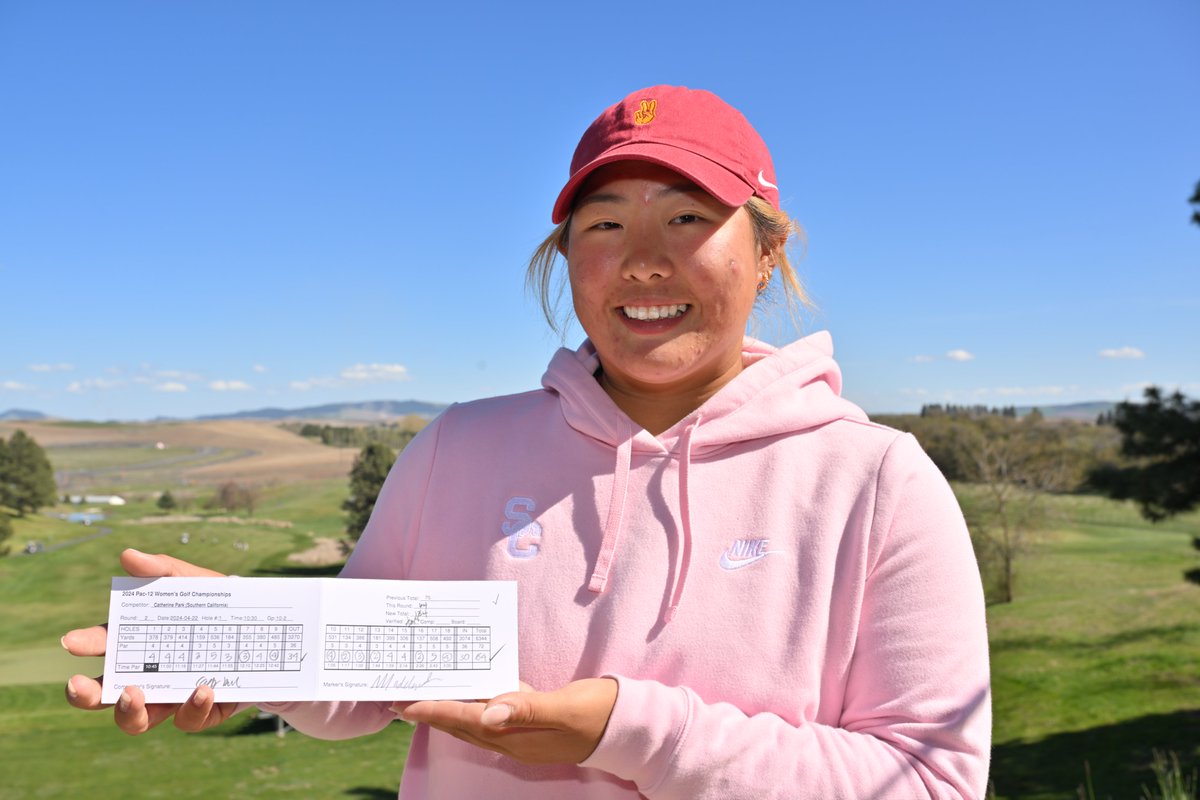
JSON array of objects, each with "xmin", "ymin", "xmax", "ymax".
[
  {"xmin": 120, "ymin": 548, "xmax": 224, "ymax": 578},
  {"xmin": 479, "ymin": 702, "xmax": 514, "ymax": 727},
  {"xmin": 480, "ymin": 690, "xmax": 543, "ymax": 728}
]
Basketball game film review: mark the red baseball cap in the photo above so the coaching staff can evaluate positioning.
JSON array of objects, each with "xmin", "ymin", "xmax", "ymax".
[{"xmin": 551, "ymin": 85, "xmax": 779, "ymax": 224}]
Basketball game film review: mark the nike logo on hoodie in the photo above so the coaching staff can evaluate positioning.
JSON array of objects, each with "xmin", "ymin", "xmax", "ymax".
[{"xmin": 719, "ymin": 538, "xmax": 778, "ymax": 570}]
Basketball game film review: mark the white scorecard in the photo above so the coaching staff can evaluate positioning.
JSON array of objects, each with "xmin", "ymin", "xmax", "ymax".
[{"xmin": 101, "ymin": 576, "xmax": 519, "ymax": 704}]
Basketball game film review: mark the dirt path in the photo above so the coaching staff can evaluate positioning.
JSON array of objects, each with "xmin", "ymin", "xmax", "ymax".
[{"xmin": 287, "ymin": 537, "xmax": 351, "ymax": 566}]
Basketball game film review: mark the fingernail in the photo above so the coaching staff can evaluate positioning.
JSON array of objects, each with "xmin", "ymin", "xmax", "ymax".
[
  {"xmin": 480, "ymin": 704, "xmax": 511, "ymax": 727},
  {"xmin": 65, "ymin": 679, "xmax": 78, "ymax": 701},
  {"xmin": 118, "ymin": 690, "xmax": 131, "ymax": 713},
  {"xmin": 193, "ymin": 688, "xmax": 208, "ymax": 707},
  {"xmin": 60, "ymin": 635, "xmax": 69, "ymax": 650}
]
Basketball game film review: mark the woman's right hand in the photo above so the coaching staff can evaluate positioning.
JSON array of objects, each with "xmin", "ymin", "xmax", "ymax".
[{"xmin": 62, "ymin": 548, "xmax": 240, "ymax": 735}]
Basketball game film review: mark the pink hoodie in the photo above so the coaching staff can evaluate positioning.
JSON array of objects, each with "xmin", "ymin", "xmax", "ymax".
[{"xmin": 261, "ymin": 332, "xmax": 991, "ymax": 799}]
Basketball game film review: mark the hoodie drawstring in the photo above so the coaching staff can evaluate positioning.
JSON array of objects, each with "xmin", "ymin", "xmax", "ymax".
[
  {"xmin": 587, "ymin": 417, "xmax": 698, "ymax": 625},
  {"xmin": 665, "ymin": 417, "xmax": 698, "ymax": 623},
  {"xmin": 588, "ymin": 420, "xmax": 633, "ymax": 594}
]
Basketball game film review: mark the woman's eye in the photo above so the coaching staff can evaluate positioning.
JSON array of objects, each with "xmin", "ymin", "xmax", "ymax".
[
  {"xmin": 592, "ymin": 221, "xmax": 622, "ymax": 230},
  {"xmin": 672, "ymin": 213, "xmax": 701, "ymax": 224}
]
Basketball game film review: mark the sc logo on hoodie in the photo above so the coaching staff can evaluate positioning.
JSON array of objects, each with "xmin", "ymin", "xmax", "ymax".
[{"xmin": 502, "ymin": 497, "xmax": 543, "ymax": 558}]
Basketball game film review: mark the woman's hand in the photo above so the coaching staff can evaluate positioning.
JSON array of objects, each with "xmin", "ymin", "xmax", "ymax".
[
  {"xmin": 61, "ymin": 548, "xmax": 239, "ymax": 735},
  {"xmin": 394, "ymin": 677, "xmax": 618, "ymax": 765}
]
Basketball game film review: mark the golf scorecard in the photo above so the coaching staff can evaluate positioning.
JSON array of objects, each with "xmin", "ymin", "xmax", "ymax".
[{"xmin": 102, "ymin": 576, "xmax": 519, "ymax": 704}]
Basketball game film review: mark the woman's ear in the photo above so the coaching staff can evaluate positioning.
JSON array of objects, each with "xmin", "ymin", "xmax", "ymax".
[
  {"xmin": 759, "ymin": 243, "xmax": 774, "ymax": 274},
  {"xmin": 557, "ymin": 219, "xmax": 571, "ymax": 257}
]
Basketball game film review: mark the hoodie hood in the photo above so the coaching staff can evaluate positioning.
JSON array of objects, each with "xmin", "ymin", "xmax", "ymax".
[
  {"xmin": 541, "ymin": 332, "xmax": 868, "ymax": 622},
  {"xmin": 543, "ymin": 331, "xmax": 867, "ymax": 452}
]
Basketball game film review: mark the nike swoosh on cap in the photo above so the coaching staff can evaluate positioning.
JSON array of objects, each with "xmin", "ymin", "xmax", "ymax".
[{"xmin": 757, "ymin": 170, "xmax": 778, "ymax": 190}]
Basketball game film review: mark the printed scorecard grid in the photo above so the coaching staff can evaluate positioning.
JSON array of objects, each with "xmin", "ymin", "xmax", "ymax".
[
  {"xmin": 323, "ymin": 625, "xmax": 493, "ymax": 670},
  {"xmin": 114, "ymin": 624, "xmax": 303, "ymax": 673}
]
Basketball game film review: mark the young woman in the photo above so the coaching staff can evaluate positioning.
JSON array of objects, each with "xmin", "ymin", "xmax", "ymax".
[{"xmin": 65, "ymin": 85, "xmax": 991, "ymax": 798}]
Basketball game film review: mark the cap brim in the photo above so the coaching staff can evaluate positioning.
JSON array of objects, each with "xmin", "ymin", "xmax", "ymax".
[{"xmin": 551, "ymin": 142, "xmax": 754, "ymax": 224}]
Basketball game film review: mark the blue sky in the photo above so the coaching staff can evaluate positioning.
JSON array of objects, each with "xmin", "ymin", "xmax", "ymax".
[{"xmin": 2, "ymin": 1, "xmax": 1197, "ymax": 420}]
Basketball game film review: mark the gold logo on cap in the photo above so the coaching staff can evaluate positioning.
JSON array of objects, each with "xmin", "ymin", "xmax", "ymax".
[{"xmin": 633, "ymin": 99, "xmax": 657, "ymax": 125}]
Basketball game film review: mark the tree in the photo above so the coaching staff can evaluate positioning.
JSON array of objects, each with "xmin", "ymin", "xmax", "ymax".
[
  {"xmin": 209, "ymin": 481, "xmax": 258, "ymax": 515},
  {"xmin": 0, "ymin": 512, "xmax": 12, "ymax": 557},
  {"xmin": 157, "ymin": 490, "xmax": 177, "ymax": 512},
  {"xmin": 0, "ymin": 430, "xmax": 57, "ymax": 515},
  {"xmin": 1089, "ymin": 387, "xmax": 1200, "ymax": 522},
  {"xmin": 955, "ymin": 415, "xmax": 1071, "ymax": 603},
  {"xmin": 1089, "ymin": 387, "xmax": 1200, "ymax": 583},
  {"xmin": 0, "ymin": 438, "xmax": 8, "ymax": 509},
  {"xmin": 342, "ymin": 442, "xmax": 396, "ymax": 540}
]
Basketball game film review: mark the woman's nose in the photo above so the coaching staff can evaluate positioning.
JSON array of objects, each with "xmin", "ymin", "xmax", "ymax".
[{"xmin": 620, "ymin": 225, "xmax": 672, "ymax": 282}]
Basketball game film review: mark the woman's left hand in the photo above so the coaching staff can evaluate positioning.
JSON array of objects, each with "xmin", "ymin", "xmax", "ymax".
[{"xmin": 393, "ymin": 677, "xmax": 617, "ymax": 765}]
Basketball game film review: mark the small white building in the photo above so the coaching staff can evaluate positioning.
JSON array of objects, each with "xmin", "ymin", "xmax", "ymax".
[{"xmin": 70, "ymin": 494, "xmax": 127, "ymax": 506}]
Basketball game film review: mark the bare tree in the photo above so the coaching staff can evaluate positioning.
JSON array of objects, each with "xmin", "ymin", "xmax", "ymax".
[
  {"xmin": 210, "ymin": 481, "xmax": 258, "ymax": 516},
  {"xmin": 955, "ymin": 416, "xmax": 1071, "ymax": 603}
]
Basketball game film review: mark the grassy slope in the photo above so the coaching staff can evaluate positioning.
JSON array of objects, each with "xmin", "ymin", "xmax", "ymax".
[
  {"xmin": 1, "ymin": 479, "xmax": 1197, "ymax": 799},
  {"xmin": 982, "ymin": 491, "xmax": 1200, "ymax": 799},
  {"xmin": 0, "ymin": 479, "xmax": 415, "ymax": 800}
]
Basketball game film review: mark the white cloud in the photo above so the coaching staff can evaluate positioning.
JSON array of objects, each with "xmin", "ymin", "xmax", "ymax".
[
  {"xmin": 909, "ymin": 355, "xmax": 935, "ymax": 363},
  {"xmin": 154, "ymin": 382, "xmax": 188, "ymax": 393},
  {"xmin": 252, "ymin": 364, "xmax": 269, "ymax": 373},
  {"xmin": 2, "ymin": 380, "xmax": 35, "ymax": 391},
  {"xmin": 67, "ymin": 377, "xmax": 124, "ymax": 393},
  {"xmin": 1099, "ymin": 346, "xmax": 1145, "ymax": 360},
  {"xmin": 155, "ymin": 369, "xmax": 202, "ymax": 382},
  {"xmin": 289, "ymin": 363, "xmax": 409, "ymax": 391},
  {"xmin": 210, "ymin": 380, "xmax": 252, "ymax": 391},
  {"xmin": 28, "ymin": 363, "xmax": 73, "ymax": 372},
  {"xmin": 946, "ymin": 349, "xmax": 975, "ymax": 362},
  {"xmin": 341, "ymin": 363, "xmax": 410, "ymax": 382}
]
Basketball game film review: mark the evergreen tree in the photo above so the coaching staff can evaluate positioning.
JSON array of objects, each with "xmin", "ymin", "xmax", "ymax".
[
  {"xmin": 0, "ymin": 512, "xmax": 12, "ymax": 556},
  {"xmin": 1090, "ymin": 387, "xmax": 1200, "ymax": 522},
  {"xmin": 157, "ymin": 490, "xmax": 177, "ymax": 512},
  {"xmin": 342, "ymin": 442, "xmax": 396, "ymax": 540},
  {"xmin": 0, "ymin": 430, "xmax": 57, "ymax": 515},
  {"xmin": 1089, "ymin": 387, "xmax": 1200, "ymax": 584}
]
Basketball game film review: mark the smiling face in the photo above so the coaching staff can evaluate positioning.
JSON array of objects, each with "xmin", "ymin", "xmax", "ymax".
[{"xmin": 566, "ymin": 161, "xmax": 768, "ymax": 405}]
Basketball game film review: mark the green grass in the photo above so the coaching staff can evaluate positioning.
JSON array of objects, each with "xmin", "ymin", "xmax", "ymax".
[
  {"xmin": 0, "ymin": 483, "xmax": 349, "ymax": 655},
  {"xmin": 978, "ymin": 491, "xmax": 1200, "ymax": 799},
  {"xmin": 50, "ymin": 446, "xmax": 252, "ymax": 495},
  {"xmin": 0, "ymin": 477, "xmax": 417, "ymax": 799},
  {"xmin": 2, "ymin": 480, "xmax": 1198, "ymax": 798},
  {"xmin": 0, "ymin": 683, "xmax": 413, "ymax": 799},
  {"xmin": 46, "ymin": 443, "xmax": 199, "ymax": 471}
]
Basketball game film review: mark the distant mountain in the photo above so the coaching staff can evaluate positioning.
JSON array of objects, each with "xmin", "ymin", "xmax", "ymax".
[
  {"xmin": 1014, "ymin": 401, "xmax": 1116, "ymax": 422},
  {"xmin": 195, "ymin": 399, "xmax": 450, "ymax": 422},
  {"xmin": 0, "ymin": 408, "xmax": 48, "ymax": 421}
]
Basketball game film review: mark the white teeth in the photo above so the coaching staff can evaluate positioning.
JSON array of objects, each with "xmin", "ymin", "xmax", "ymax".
[{"xmin": 623, "ymin": 304, "xmax": 688, "ymax": 321}]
